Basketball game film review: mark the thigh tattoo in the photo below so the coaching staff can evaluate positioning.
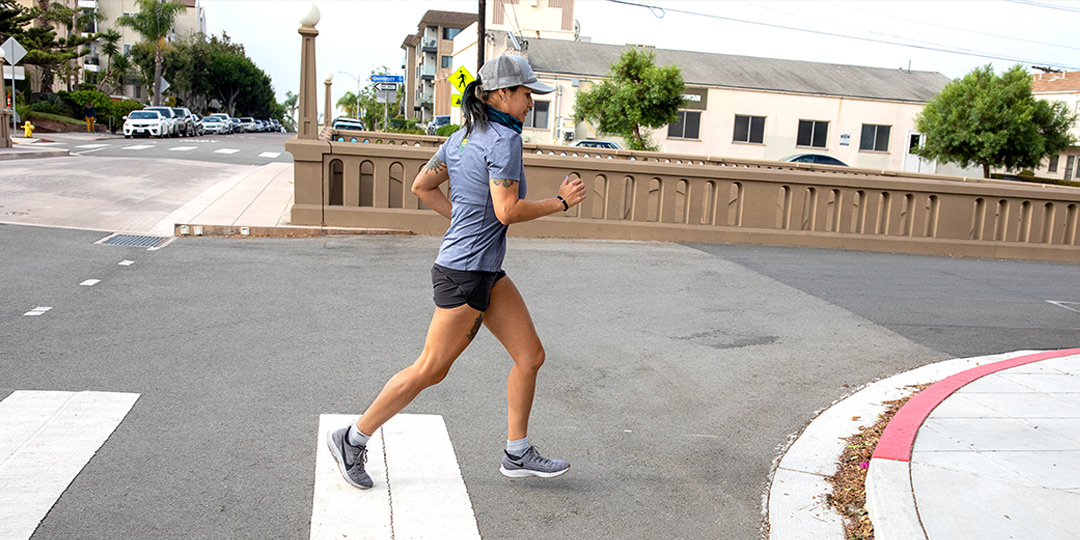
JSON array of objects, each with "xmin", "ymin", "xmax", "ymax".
[{"xmin": 467, "ymin": 313, "xmax": 484, "ymax": 341}]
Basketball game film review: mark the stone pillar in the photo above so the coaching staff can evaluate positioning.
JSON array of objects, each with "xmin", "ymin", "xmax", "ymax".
[
  {"xmin": 297, "ymin": 5, "xmax": 320, "ymax": 140},
  {"xmin": 324, "ymin": 73, "xmax": 333, "ymax": 127}
]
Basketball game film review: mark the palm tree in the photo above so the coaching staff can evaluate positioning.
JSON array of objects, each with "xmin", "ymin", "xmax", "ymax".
[
  {"xmin": 95, "ymin": 28, "xmax": 121, "ymax": 93},
  {"xmin": 117, "ymin": 0, "xmax": 185, "ymax": 106},
  {"xmin": 282, "ymin": 90, "xmax": 298, "ymax": 131}
]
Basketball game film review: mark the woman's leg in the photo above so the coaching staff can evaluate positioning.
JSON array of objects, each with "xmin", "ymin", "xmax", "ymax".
[
  {"xmin": 356, "ymin": 304, "xmax": 483, "ymax": 435},
  {"xmin": 483, "ymin": 277, "xmax": 545, "ymax": 441}
]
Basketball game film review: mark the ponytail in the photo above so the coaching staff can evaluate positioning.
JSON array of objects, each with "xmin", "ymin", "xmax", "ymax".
[{"xmin": 461, "ymin": 78, "xmax": 491, "ymax": 136}]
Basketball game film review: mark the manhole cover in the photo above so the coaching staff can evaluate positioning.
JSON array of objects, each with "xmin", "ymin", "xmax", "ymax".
[{"xmin": 97, "ymin": 234, "xmax": 169, "ymax": 248}]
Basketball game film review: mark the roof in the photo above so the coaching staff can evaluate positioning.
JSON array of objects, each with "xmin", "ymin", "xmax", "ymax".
[
  {"xmin": 1031, "ymin": 71, "xmax": 1080, "ymax": 93},
  {"xmin": 525, "ymin": 40, "xmax": 951, "ymax": 103},
  {"xmin": 418, "ymin": 10, "xmax": 476, "ymax": 29}
]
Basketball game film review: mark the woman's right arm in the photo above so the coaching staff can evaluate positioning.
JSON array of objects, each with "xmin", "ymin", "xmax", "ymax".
[{"xmin": 411, "ymin": 155, "xmax": 452, "ymax": 219}]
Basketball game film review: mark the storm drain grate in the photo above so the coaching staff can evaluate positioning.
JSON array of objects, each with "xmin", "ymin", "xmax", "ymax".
[{"xmin": 98, "ymin": 234, "xmax": 169, "ymax": 248}]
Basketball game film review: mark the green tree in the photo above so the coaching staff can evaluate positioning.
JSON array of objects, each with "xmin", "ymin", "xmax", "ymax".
[
  {"xmin": 336, "ymin": 91, "xmax": 359, "ymax": 118},
  {"xmin": 573, "ymin": 47, "xmax": 685, "ymax": 151},
  {"xmin": 16, "ymin": 1, "xmax": 98, "ymax": 93},
  {"xmin": 282, "ymin": 90, "xmax": 298, "ymax": 130},
  {"xmin": 117, "ymin": 0, "xmax": 185, "ymax": 106},
  {"xmin": 0, "ymin": 0, "xmax": 34, "ymax": 41},
  {"xmin": 915, "ymin": 64, "xmax": 1076, "ymax": 178},
  {"xmin": 94, "ymin": 28, "xmax": 121, "ymax": 93}
]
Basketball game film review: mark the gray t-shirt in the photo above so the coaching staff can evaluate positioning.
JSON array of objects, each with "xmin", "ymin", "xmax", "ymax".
[{"xmin": 433, "ymin": 121, "xmax": 527, "ymax": 272}]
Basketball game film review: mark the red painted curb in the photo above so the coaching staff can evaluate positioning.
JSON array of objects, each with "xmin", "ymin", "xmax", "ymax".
[{"xmin": 872, "ymin": 348, "xmax": 1080, "ymax": 462}]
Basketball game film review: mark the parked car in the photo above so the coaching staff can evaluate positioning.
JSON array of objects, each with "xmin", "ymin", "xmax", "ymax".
[
  {"xmin": 426, "ymin": 115, "xmax": 451, "ymax": 135},
  {"xmin": 206, "ymin": 113, "xmax": 233, "ymax": 134},
  {"xmin": 332, "ymin": 117, "xmax": 366, "ymax": 131},
  {"xmin": 123, "ymin": 110, "xmax": 166, "ymax": 138},
  {"xmin": 191, "ymin": 114, "xmax": 205, "ymax": 136},
  {"xmin": 239, "ymin": 117, "xmax": 256, "ymax": 132},
  {"xmin": 783, "ymin": 154, "xmax": 848, "ymax": 167},
  {"xmin": 143, "ymin": 106, "xmax": 180, "ymax": 137},
  {"xmin": 270, "ymin": 119, "xmax": 285, "ymax": 133},
  {"xmin": 571, "ymin": 140, "xmax": 621, "ymax": 150},
  {"xmin": 200, "ymin": 115, "xmax": 229, "ymax": 135},
  {"xmin": 171, "ymin": 107, "xmax": 196, "ymax": 137},
  {"xmin": 229, "ymin": 117, "xmax": 242, "ymax": 133}
]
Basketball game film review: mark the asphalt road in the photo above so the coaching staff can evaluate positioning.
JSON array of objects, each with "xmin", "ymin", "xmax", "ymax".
[
  {"xmin": 3, "ymin": 220, "xmax": 1077, "ymax": 539},
  {"xmin": 39, "ymin": 131, "xmax": 293, "ymax": 166}
]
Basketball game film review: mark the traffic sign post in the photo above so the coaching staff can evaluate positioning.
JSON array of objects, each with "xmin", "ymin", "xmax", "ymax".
[
  {"xmin": 2, "ymin": 37, "xmax": 26, "ymax": 135},
  {"xmin": 449, "ymin": 66, "xmax": 475, "ymax": 94},
  {"xmin": 370, "ymin": 74, "xmax": 404, "ymax": 84}
]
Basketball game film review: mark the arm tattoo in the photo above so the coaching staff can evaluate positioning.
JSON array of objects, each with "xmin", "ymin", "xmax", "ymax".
[
  {"xmin": 425, "ymin": 156, "xmax": 446, "ymax": 174},
  {"xmin": 491, "ymin": 178, "xmax": 518, "ymax": 188},
  {"xmin": 467, "ymin": 313, "xmax": 484, "ymax": 341}
]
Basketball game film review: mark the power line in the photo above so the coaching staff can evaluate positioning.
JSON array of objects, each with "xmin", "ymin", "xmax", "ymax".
[{"xmin": 604, "ymin": 0, "xmax": 1080, "ymax": 71}]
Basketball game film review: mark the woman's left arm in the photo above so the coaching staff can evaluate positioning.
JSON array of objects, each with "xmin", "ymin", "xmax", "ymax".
[{"xmin": 411, "ymin": 155, "xmax": 453, "ymax": 219}]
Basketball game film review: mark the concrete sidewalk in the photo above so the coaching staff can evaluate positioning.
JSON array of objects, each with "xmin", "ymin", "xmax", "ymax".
[{"xmin": 769, "ymin": 349, "xmax": 1080, "ymax": 540}]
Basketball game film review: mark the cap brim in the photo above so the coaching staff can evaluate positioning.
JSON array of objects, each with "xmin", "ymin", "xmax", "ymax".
[{"xmin": 525, "ymin": 81, "xmax": 556, "ymax": 94}]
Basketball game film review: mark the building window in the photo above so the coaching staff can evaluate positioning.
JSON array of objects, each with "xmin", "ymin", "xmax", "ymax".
[
  {"xmin": 441, "ymin": 55, "xmax": 453, "ymax": 69},
  {"xmin": 797, "ymin": 120, "xmax": 828, "ymax": 148},
  {"xmin": 524, "ymin": 101, "xmax": 549, "ymax": 129},
  {"xmin": 860, "ymin": 124, "xmax": 891, "ymax": 152},
  {"xmin": 668, "ymin": 111, "xmax": 701, "ymax": 139},
  {"xmin": 1048, "ymin": 154, "xmax": 1059, "ymax": 173},
  {"xmin": 733, "ymin": 114, "xmax": 765, "ymax": 144},
  {"xmin": 442, "ymin": 27, "xmax": 461, "ymax": 40}
]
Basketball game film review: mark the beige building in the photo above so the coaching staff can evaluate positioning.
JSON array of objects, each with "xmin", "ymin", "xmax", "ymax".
[
  {"xmin": 1031, "ymin": 71, "xmax": 1080, "ymax": 181},
  {"xmin": 15, "ymin": 0, "xmax": 205, "ymax": 99},
  {"xmin": 400, "ymin": 10, "xmax": 475, "ymax": 122}
]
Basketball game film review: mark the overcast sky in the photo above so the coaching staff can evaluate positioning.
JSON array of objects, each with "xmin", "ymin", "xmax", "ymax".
[{"xmin": 199, "ymin": 0, "xmax": 1080, "ymax": 117}]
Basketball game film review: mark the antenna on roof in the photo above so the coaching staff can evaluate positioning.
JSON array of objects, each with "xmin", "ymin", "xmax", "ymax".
[{"xmin": 1032, "ymin": 65, "xmax": 1063, "ymax": 73}]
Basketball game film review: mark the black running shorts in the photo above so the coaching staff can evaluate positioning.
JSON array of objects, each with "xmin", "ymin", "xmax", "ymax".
[{"xmin": 431, "ymin": 264, "xmax": 507, "ymax": 312}]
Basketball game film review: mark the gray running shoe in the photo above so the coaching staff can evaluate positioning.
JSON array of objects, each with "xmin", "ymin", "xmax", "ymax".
[
  {"xmin": 500, "ymin": 446, "xmax": 570, "ymax": 478},
  {"xmin": 326, "ymin": 427, "xmax": 373, "ymax": 489}
]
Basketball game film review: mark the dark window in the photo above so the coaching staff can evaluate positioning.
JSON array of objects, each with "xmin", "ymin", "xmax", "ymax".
[
  {"xmin": 442, "ymin": 28, "xmax": 462, "ymax": 40},
  {"xmin": 733, "ymin": 114, "xmax": 765, "ymax": 143},
  {"xmin": 668, "ymin": 111, "xmax": 701, "ymax": 139},
  {"xmin": 441, "ymin": 55, "xmax": 453, "ymax": 68},
  {"xmin": 524, "ymin": 101, "xmax": 549, "ymax": 129},
  {"xmin": 860, "ymin": 124, "xmax": 891, "ymax": 152},
  {"xmin": 797, "ymin": 120, "xmax": 828, "ymax": 148},
  {"xmin": 1048, "ymin": 154, "xmax": 1059, "ymax": 173}
]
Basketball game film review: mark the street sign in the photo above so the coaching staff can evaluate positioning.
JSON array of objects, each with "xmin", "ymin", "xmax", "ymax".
[
  {"xmin": 1, "ymin": 37, "xmax": 26, "ymax": 65},
  {"xmin": 450, "ymin": 66, "xmax": 474, "ymax": 93},
  {"xmin": 376, "ymin": 82, "xmax": 397, "ymax": 91},
  {"xmin": 450, "ymin": 94, "xmax": 462, "ymax": 108},
  {"xmin": 370, "ymin": 74, "xmax": 404, "ymax": 84}
]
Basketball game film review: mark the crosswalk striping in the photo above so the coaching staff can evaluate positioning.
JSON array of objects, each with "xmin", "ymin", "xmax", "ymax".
[
  {"xmin": 259, "ymin": 151, "xmax": 281, "ymax": 159},
  {"xmin": 74, "ymin": 144, "xmax": 107, "ymax": 149},
  {"xmin": 169, "ymin": 146, "xmax": 197, "ymax": 152},
  {"xmin": 122, "ymin": 145, "xmax": 153, "ymax": 150},
  {"xmin": 0, "ymin": 391, "xmax": 140, "ymax": 540},
  {"xmin": 214, "ymin": 148, "xmax": 240, "ymax": 155},
  {"xmin": 311, "ymin": 414, "xmax": 481, "ymax": 540}
]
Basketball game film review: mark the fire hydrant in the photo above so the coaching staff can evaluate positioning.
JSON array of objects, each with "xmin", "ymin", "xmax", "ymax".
[{"xmin": 22, "ymin": 121, "xmax": 34, "ymax": 138}]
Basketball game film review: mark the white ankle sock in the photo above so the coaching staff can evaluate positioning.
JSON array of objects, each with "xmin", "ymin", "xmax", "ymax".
[{"xmin": 348, "ymin": 425, "xmax": 371, "ymax": 447}]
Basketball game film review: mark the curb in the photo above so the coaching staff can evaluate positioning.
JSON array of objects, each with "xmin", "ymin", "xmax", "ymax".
[
  {"xmin": 766, "ymin": 351, "xmax": 1041, "ymax": 540},
  {"xmin": 0, "ymin": 147, "xmax": 70, "ymax": 161},
  {"xmin": 172, "ymin": 223, "xmax": 413, "ymax": 238},
  {"xmin": 865, "ymin": 348, "xmax": 1080, "ymax": 540}
]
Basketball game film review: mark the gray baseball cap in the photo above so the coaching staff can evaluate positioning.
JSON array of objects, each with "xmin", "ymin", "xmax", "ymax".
[{"xmin": 479, "ymin": 55, "xmax": 555, "ymax": 94}]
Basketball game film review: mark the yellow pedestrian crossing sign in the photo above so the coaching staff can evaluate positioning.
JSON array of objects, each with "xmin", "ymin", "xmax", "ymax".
[
  {"xmin": 451, "ymin": 94, "xmax": 462, "ymax": 108},
  {"xmin": 450, "ymin": 66, "xmax": 475, "ymax": 93}
]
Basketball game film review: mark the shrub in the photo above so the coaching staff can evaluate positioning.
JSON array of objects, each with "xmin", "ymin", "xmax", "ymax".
[{"xmin": 436, "ymin": 124, "xmax": 461, "ymax": 137}]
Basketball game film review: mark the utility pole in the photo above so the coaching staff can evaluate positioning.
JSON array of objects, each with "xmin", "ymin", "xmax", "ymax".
[{"xmin": 477, "ymin": 0, "xmax": 486, "ymax": 72}]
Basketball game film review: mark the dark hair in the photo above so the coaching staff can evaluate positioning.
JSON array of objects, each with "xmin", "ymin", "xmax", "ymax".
[
  {"xmin": 461, "ymin": 77, "xmax": 520, "ymax": 136},
  {"xmin": 461, "ymin": 78, "xmax": 491, "ymax": 136}
]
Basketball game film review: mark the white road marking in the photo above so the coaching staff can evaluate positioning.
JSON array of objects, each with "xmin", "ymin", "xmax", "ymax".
[
  {"xmin": 119, "ymin": 260, "xmax": 134, "ymax": 266},
  {"xmin": 0, "ymin": 391, "xmax": 140, "ymax": 540},
  {"xmin": 122, "ymin": 145, "xmax": 153, "ymax": 150},
  {"xmin": 1047, "ymin": 300, "xmax": 1080, "ymax": 314},
  {"xmin": 258, "ymin": 152, "xmax": 281, "ymax": 159},
  {"xmin": 214, "ymin": 148, "xmax": 240, "ymax": 155},
  {"xmin": 23, "ymin": 307, "xmax": 52, "ymax": 316},
  {"xmin": 170, "ymin": 146, "xmax": 197, "ymax": 152},
  {"xmin": 311, "ymin": 414, "xmax": 480, "ymax": 540},
  {"xmin": 80, "ymin": 279, "xmax": 100, "ymax": 286},
  {"xmin": 74, "ymin": 144, "xmax": 107, "ymax": 149}
]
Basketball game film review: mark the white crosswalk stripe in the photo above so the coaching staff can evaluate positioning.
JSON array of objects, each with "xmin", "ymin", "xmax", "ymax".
[
  {"xmin": 259, "ymin": 152, "xmax": 281, "ymax": 159},
  {"xmin": 122, "ymin": 145, "xmax": 153, "ymax": 150},
  {"xmin": 170, "ymin": 146, "xmax": 197, "ymax": 152},
  {"xmin": 214, "ymin": 148, "xmax": 240, "ymax": 155},
  {"xmin": 311, "ymin": 414, "xmax": 481, "ymax": 540},
  {"xmin": 74, "ymin": 144, "xmax": 108, "ymax": 149},
  {"xmin": 0, "ymin": 391, "xmax": 140, "ymax": 540}
]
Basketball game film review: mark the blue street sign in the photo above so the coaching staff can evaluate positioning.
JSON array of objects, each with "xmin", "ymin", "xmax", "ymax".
[{"xmin": 370, "ymin": 75, "xmax": 404, "ymax": 83}]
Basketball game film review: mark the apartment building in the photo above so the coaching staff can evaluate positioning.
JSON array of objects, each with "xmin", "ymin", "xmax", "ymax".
[
  {"xmin": 1031, "ymin": 71, "xmax": 1080, "ymax": 181},
  {"xmin": 14, "ymin": 0, "xmax": 205, "ymax": 99},
  {"xmin": 400, "ymin": 10, "xmax": 475, "ymax": 122}
]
